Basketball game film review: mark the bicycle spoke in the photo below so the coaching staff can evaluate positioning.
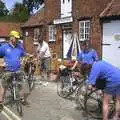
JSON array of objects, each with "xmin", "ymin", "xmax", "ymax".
[
  {"xmin": 85, "ymin": 90, "xmax": 102, "ymax": 119},
  {"xmin": 57, "ymin": 76, "xmax": 72, "ymax": 98}
]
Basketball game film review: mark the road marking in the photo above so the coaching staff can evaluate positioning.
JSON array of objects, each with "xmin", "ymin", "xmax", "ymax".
[
  {"xmin": 1, "ymin": 111, "xmax": 13, "ymax": 120},
  {"xmin": 4, "ymin": 106, "xmax": 21, "ymax": 120}
]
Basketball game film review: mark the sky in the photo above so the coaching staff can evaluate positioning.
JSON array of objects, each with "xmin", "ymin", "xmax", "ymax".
[{"xmin": 3, "ymin": 0, "xmax": 23, "ymax": 10}]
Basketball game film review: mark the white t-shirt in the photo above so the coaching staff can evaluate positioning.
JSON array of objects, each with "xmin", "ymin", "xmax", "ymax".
[{"xmin": 37, "ymin": 41, "xmax": 51, "ymax": 59}]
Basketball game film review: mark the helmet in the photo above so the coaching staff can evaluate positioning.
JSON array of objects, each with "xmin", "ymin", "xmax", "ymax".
[{"xmin": 9, "ymin": 30, "xmax": 20, "ymax": 39}]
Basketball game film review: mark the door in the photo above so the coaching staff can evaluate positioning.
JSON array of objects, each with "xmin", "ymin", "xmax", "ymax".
[
  {"xmin": 102, "ymin": 20, "xmax": 120, "ymax": 68},
  {"xmin": 63, "ymin": 29, "xmax": 72, "ymax": 59}
]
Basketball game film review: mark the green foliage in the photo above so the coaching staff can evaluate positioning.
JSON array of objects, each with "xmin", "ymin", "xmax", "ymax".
[
  {"xmin": 23, "ymin": 0, "xmax": 44, "ymax": 15},
  {"xmin": 0, "ymin": 1, "xmax": 9, "ymax": 16},
  {"xmin": 0, "ymin": 0, "xmax": 44, "ymax": 22},
  {"xmin": 11, "ymin": 2, "xmax": 29, "ymax": 22}
]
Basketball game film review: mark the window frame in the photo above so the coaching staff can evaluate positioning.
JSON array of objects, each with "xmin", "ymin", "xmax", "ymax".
[
  {"xmin": 48, "ymin": 25, "xmax": 56, "ymax": 42},
  {"xmin": 79, "ymin": 20, "xmax": 90, "ymax": 41}
]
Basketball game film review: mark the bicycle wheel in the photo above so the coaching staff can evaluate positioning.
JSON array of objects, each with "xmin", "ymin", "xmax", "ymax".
[
  {"xmin": 76, "ymin": 80, "xmax": 87, "ymax": 109},
  {"xmin": 57, "ymin": 75, "xmax": 73, "ymax": 98},
  {"xmin": 84, "ymin": 90, "xmax": 102, "ymax": 119},
  {"xmin": 28, "ymin": 74, "xmax": 35, "ymax": 92},
  {"xmin": 13, "ymin": 84, "xmax": 23, "ymax": 116},
  {"xmin": 16, "ymin": 100, "xmax": 23, "ymax": 116}
]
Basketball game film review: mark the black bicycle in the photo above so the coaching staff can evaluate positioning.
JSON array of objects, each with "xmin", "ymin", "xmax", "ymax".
[
  {"xmin": 7, "ymin": 71, "xmax": 24, "ymax": 116},
  {"xmin": 57, "ymin": 67, "xmax": 83, "ymax": 98},
  {"xmin": 24, "ymin": 60, "xmax": 36, "ymax": 92}
]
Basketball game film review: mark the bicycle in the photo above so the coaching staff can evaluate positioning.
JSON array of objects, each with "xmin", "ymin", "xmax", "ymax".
[
  {"xmin": 24, "ymin": 58, "xmax": 36, "ymax": 92},
  {"xmin": 57, "ymin": 66, "xmax": 83, "ymax": 98},
  {"xmin": 77, "ymin": 87, "xmax": 114, "ymax": 119},
  {"xmin": 85, "ymin": 89, "xmax": 115, "ymax": 119},
  {"xmin": 75, "ymin": 78, "xmax": 88, "ymax": 109},
  {"xmin": 7, "ymin": 71, "xmax": 25, "ymax": 116}
]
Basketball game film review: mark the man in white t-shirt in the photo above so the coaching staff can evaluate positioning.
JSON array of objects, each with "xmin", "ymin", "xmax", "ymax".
[{"xmin": 36, "ymin": 34, "xmax": 51, "ymax": 81}]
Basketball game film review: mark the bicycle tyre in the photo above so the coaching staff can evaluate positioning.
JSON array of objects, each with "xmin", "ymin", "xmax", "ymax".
[
  {"xmin": 13, "ymin": 83, "xmax": 23, "ymax": 116},
  {"xmin": 16, "ymin": 100, "xmax": 23, "ymax": 116},
  {"xmin": 57, "ymin": 75, "xmax": 73, "ymax": 98},
  {"xmin": 28, "ymin": 74, "xmax": 35, "ymax": 92},
  {"xmin": 76, "ymin": 80, "xmax": 87, "ymax": 109},
  {"xmin": 84, "ymin": 90, "xmax": 102, "ymax": 119}
]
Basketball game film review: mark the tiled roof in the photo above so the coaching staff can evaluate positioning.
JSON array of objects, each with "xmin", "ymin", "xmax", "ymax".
[
  {"xmin": 100, "ymin": 0, "xmax": 120, "ymax": 17},
  {"xmin": 22, "ymin": 7, "xmax": 45, "ymax": 28},
  {"xmin": 0, "ymin": 22, "xmax": 22, "ymax": 37},
  {"xmin": 75, "ymin": 0, "xmax": 111, "ymax": 18}
]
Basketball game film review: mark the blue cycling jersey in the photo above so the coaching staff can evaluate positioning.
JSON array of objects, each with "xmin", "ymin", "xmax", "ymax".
[
  {"xmin": 77, "ymin": 49, "xmax": 98, "ymax": 64},
  {"xmin": 88, "ymin": 61, "xmax": 120, "ymax": 88},
  {"xmin": 0, "ymin": 43, "xmax": 26, "ymax": 71}
]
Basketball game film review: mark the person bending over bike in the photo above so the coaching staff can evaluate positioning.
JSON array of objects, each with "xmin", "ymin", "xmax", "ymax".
[
  {"xmin": 0, "ymin": 30, "xmax": 28, "ymax": 111},
  {"xmin": 80, "ymin": 60, "xmax": 120, "ymax": 120}
]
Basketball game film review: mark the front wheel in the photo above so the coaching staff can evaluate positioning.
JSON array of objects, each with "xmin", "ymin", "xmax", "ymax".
[
  {"xmin": 16, "ymin": 101, "xmax": 23, "ymax": 116},
  {"xmin": 28, "ymin": 74, "xmax": 35, "ymax": 92},
  {"xmin": 84, "ymin": 90, "xmax": 102, "ymax": 119},
  {"xmin": 76, "ymin": 80, "xmax": 88, "ymax": 109}
]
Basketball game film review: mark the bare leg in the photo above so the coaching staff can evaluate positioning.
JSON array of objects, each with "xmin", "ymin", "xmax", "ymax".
[
  {"xmin": 113, "ymin": 96, "xmax": 120, "ymax": 120},
  {"xmin": 102, "ymin": 93, "xmax": 111, "ymax": 120},
  {"xmin": 43, "ymin": 69, "xmax": 47, "ymax": 81}
]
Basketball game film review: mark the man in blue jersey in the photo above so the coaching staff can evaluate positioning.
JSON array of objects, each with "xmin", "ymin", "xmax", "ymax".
[
  {"xmin": 80, "ymin": 61, "xmax": 120, "ymax": 120},
  {"xmin": 0, "ymin": 31, "xmax": 27, "ymax": 110},
  {"xmin": 71, "ymin": 40, "xmax": 99, "ymax": 70}
]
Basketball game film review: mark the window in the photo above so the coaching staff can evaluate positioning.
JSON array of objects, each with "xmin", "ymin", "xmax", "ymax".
[
  {"xmin": 49, "ymin": 25, "xmax": 56, "ymax": 42},
  {"xmin": 34, "ymin": 28, "xmax": 39, "ymax": 43},
  {"xmin": 79, "ymin": 20, "xmax": 90, "ymax": 41}
]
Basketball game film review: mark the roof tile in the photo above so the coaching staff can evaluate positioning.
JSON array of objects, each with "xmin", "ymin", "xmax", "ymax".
[{"xmin": 100, "ymin": 0, "xmax": 120, "ymax": 17}]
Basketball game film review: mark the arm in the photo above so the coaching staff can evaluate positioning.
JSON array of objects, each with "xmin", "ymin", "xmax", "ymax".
[
  {"xmin": 93, "ymin": 49, "xmax": 99, "ymax": 61},
  {"xmin": 71, "ymin": 60, "xmax": 78, "ymax": 70},
  {"xmin": 71, "ymin": 52, "xmax": 83, "ymax": 70},
  {"xmin": 88, "ymin": 64, "xmax": 100, "ymax": 85},
  {"xmin": 0, "ymin": 46, "xmax": 6, "ymax": 67}
]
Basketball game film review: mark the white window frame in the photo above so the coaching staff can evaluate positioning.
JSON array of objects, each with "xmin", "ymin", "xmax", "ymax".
[
  {"xmin": 34, "ymin": 28, "xmax": 39, "ymax": 43},
  {"xmin": 48, "ymin": 25, "xmax": 56, "ymax": 42},
  {"xmin": 79, "ymin": 20, "xmax": 90, "ymax": 41}
]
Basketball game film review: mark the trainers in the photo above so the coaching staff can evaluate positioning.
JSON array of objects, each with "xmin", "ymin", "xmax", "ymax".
[{"xmin": 0, "ymin": 103, "xmax": 3, "ymax": 112}]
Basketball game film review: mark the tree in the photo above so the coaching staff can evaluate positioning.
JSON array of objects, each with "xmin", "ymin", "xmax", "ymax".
[
  {"xmin": 23, "ymin": 0, "xmax": 44, "ymax": 15},
  {"xmin": 11, "ymin": 2, "xmax": 29, "ymax": 22},
  {"xmin": 0, "ymin": 0, "xmax": 9, "ymax": 16}
]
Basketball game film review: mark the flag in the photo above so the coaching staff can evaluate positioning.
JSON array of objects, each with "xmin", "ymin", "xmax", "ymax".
[{"xmin": 66, "ymin": 33, "xmax": 81, "ymax": 60}]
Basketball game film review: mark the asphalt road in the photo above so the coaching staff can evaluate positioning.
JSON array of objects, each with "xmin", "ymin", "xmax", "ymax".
[{"xmin": 0, "ymin": 77, "xmax": 94, "ymax": 120}]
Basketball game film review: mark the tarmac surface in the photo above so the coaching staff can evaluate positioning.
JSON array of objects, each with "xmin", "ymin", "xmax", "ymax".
[{"xmin": 0, "ymin": 75, "xmax": 99, "ymax": 120}]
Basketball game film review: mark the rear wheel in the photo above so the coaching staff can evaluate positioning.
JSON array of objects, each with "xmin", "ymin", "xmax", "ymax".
[{"xmin": 57, "ymin": 75, "xmax": 73, "ymax": 98}]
